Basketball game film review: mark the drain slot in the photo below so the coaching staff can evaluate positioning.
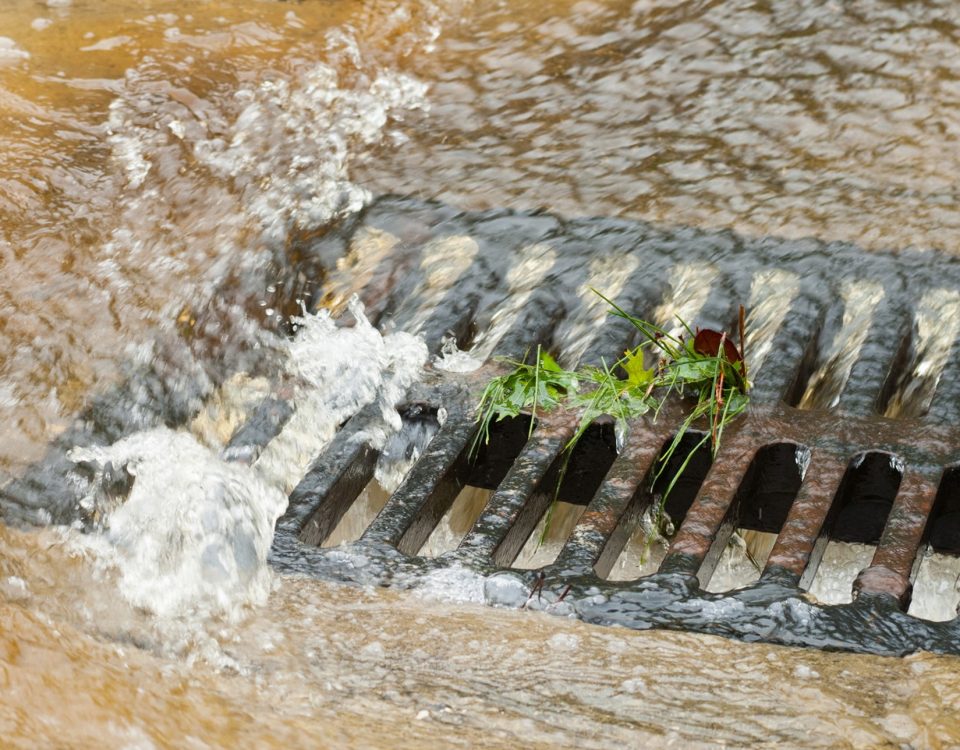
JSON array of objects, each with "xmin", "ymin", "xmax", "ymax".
[
  {"xmin": 929, "ymin": 466, "xmax": 960, "ymax": 554},
  {"xmin": 805, "ymin": 452, "xmax": 903, "ymax": 603},
  {"xmin": 735, "ymin": 443, "xmax": 806, "ymax": 535},
  {"xmin": 657, "ymin": 432, "xmax": 713, "ymax": 527},
  {"xmin": 465, "ymin": 415, "xmax": 535, "ymax": 490},
  {"xmin": 297, "ymin": 442, "xmax": 379, "ymax": 547},
  {"xmin": 459, "ymin": 417, "xmax": 577, "ymax": 567},
  {"xmin": 605, "ymin": 430, "xmax": 714, "ymax": 581},
  {"xmin": 706, "ymin": 443, "xmax": 805, "ymax": 592},
  {"xmin": 412, "ymin": 415, "xmax": 534, "ymax": 557},
  {"xmin": 322, "ymin": 481, "xmax": 391, "ymax": 548},
  {"xmin": 358, "ymin": 410, "xmax": 477, "ymax": 554},
  {"xmin": 831, "ymin": 452, "xmax": 902, "ymax": 545},
  {"xmin": 544, "ymin": 418, "xmax": 618, "ymax": 505}
]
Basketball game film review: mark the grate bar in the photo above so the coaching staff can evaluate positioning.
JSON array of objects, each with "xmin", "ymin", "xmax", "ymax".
[
  {"xmin": 223, "ymin": 396, "xmax": 295, "ymax": 464},
  {"xmin": 292, "ymin": 443, "xmax": 378, "ymax": 548},
  {"xmin": 362, "ymin": 408, "xmax": 475, "ymax": 554},
  {"xmin": 762, "ymin": 453, "xmax": 848, "ymax": 587},
  {"xmin": 553, "ymin": 422, "xmax": 672, "ymax": 577},
  {"xmin": 748, "ymin": 294, "xmax": 823, "ymax": 406},
  {"xmin": 658, "ymin": 434, "xmax": 757, "ymax": 586},
  {"xmin": 276, "ymin": 406, "xmax": 380, "ymax": 545},
  {"xmin": 457, "ymin": 416, "xmax": 575, "ymax": 567},
  {"xmin": 927, "ymin": 338, "xmax": 960, "ymax": 427},
  {"xmin": 854, "ymin": 468, "xmax": 940, "ymax": 607},
  {"xmin": 837, "ymin": 294, "xmax": 908, "ymax": 415}
]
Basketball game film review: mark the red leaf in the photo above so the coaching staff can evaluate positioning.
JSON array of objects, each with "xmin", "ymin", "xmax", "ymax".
[{"xmin": 693, "ymin": 329, "xmax": 742, "ymax": 364}]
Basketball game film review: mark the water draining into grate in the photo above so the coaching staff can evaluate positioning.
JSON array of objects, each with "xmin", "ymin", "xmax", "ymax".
[
  {"xmin": 247, "ymin": 198, "xmax": 960, "ymax": 656},
  {"xmin": 7, "ymin": 197, "xmax": 960, "ymax": 655}
]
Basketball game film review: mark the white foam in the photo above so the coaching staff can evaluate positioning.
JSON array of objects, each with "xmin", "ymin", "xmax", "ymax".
[
  {"xmin": 190, "ymin": 62, "xmax": 429, "ymax": 248},
  {"xmin": 414, "ymin": 565, "xmax": 487, "ymax": 604},
  {"xmin": 95, "ymin": 19, "xmax": 435, "ymax": 355},
  {"xmin": 0, "ymin": 38, "xmax": 30, "ymax": 65},
  {"xmin": 255, "ymin": 297, "xmax": 427, "ymax": 492},
  {"xmin": 69, "ymin": 300, "xmax": 427, "ymax": 619},
  {"xmin": 69, "ymin": 428, "xmax": 287, "ymax": 620},
  {"xmin": 433, "ymin": 337, "xmax": 483, "ymax": 373}
]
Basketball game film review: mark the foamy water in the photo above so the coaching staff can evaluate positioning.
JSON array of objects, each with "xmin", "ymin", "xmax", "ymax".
[
  {"xmin": 69, "ymin": 428, "xmax": 287, "ymax": 619},
  {"xmin": 65, "ymin": 299, "xmax": 426, "ymax": 621},
  {"xmin": 2, "ymin": 0, "xmax": 960, "ymax": 746}
]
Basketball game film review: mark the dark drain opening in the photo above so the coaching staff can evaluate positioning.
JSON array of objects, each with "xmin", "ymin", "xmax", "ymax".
[
  {"xmin": 408, "ymin": 414, "xmax": 533, "ymax": 557},
  {"xmin": 462, "ymin": 418, "xmax": 620, "ymax": 568},
  {"xmin": 465, "ymin": 415, "xmax": 534, "ymax": 490},
  {"xmin": 831, "ymin": 452, "xmax": 903, "ymax": 544},
  {"xmin": 418, "ymin": 417, "xmax": 621, "ymax": 560},
  {"xmin": 803, "ymin": 452, "xmax": 904, "ymax": 602},
  {"xmin": 876, "ymin": 325, "xmax": 919, "ymax": 417},
  {"xmin": 705, "ymin": 443, "xmax": 806, "ymax": 591},
  {"xmin": 545, "ymin": 418, "xmax": 618, "ymax": 505},
  {"xmin": 737, "ymin": 443, "xmax": 807, "ymax": 535},
  {"xmin": 457, "ymin": 319, "xmax": 481, "ymax": 353},
  {"xmin": 419, "ymin": 486, "xmax": 493, "ymax": 557},
  {"xmin": 929, "ymin": 466, "xmax": 960, "ymax": 554},
  {"xmin": 783, "ymin": 319, "xmax": 825, "ymax": 408},
  {"xmin": 657, "ymin": 432, "xmax": 713, "ymax": 527},
  {"xmin": 322, "ymin": 481, "xmax": 391, "ymax": 548},
  {"xmin": 512, "ymin": 419, "xmax": 620, "ymax": 568},
  {"xmin": 606, "ymin": 430, "xmax": 713, "ymax": 581}
]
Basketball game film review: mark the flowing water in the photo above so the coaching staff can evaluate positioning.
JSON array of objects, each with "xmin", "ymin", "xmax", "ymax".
[{"xmin": 3, "ymin": 0, "xmax": 960, "ymax": 746}]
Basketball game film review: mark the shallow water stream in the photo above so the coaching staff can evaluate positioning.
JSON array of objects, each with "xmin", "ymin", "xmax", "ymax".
[{"xmin": 2, "ymin": 0, "xmax": 960, "ymax": 746}]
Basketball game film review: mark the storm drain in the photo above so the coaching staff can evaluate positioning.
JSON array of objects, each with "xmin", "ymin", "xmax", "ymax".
[
  {"xmin": 165, "ymin": 199, "xmax": 960, "ymax": 654},
  {"xmin": 241, "ymin": 197, "xmax": 960, "ymax": 656},
  {"xmin": 230, "ymin": 198, "xmax": 960, "ymax": 656}
]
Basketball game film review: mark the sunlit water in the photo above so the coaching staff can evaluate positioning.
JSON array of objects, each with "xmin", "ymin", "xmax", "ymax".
[{"xmin": 2, "ymin": 0, "xmax": 960, "ymax": 746}]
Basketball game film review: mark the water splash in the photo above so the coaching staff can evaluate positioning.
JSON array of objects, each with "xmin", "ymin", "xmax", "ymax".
[
  {"xmin": 67, "ymin": 298, "xmax": 428, "ymax": 619},
  {"xmin": 256, "ymin": 297, "xmax": 427, "ymax": 492},
  {"xmin": 374, "ymin": 403, "xmax": 443, "ymax": 494},
  {"xmin": 433, "ymin": 336, "xmax": 483, "ymax": 373},
  {"xmin": 190, "ymin": 63, "xmax": 429, "ymax": 249},
  {"xmin": 0, "ymin": 5, "xmax": 443, "ymax": 469},
  {"xmin": 69, "ymin": 428, "xmax": 286, "ymax": 620}
]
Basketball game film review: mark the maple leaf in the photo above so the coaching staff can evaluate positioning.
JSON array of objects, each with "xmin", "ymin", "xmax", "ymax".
[{"xmin": 622, "ymin": 348, "xmax": 655, "ymax": 390}]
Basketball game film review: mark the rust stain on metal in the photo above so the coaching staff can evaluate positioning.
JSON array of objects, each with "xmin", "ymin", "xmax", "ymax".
[
  {"xmin": 659, "ymin": 433, "xmax": 756, "ymax": 582},
  {"xmin": 856, "ymin": 469, "xmax": 940, "ymax": 607},
  {"xmin": 762, "ymin": 453, "xmax": 847, "ymax": 585}
]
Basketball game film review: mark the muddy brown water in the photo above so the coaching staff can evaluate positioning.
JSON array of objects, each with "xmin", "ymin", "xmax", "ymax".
[{"xmin": 2, "ymin": 0, "xmax": 960, "ymax": 746}]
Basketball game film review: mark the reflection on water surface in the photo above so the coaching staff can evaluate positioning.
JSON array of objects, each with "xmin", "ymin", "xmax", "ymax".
[{"xmin": 2, "ymin": 0, "xmax": 960, "ymax": 746}]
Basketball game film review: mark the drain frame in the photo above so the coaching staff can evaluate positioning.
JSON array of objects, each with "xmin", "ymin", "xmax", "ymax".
[{"xmin": 258, "ymin": 198, "xmax": 960, "ymax": 657}]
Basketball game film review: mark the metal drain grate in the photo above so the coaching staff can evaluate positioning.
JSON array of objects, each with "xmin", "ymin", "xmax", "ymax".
[
  {"xmin": 262, "ymin": 198, "xmax": 960, "ymax": 656},
  {"xmin": 241, "ymin": 198, "xmax": 960, "ymax": 655},
  {"xmin": 8, "ymin": 194, "xmax": 956, "ymax": 656}
]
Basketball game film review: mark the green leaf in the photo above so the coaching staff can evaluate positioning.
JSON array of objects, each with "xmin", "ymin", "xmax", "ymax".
[
  {"xmin": 538, "ymin": 350, "xmax": 563, "ymax": 372},
  {"xmin": 622, "ymin": 348, "xmax": 655, "ymax": 390}
]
